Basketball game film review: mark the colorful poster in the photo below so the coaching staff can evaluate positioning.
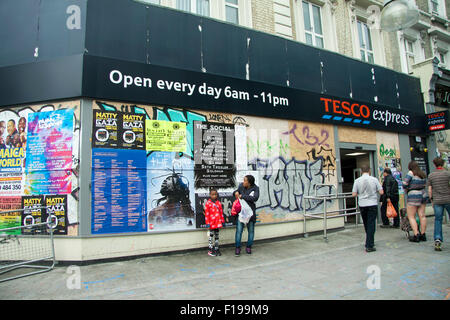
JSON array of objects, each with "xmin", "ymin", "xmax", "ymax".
[
  {"xmin": 92, "ymin": 110, "xmax": 119, "ymax": 148},
  {"xmin": 120, "ymin": 113, "xmax": 145, "ymax": 150},
  {"xmin": 147, "ymin": 152, "xmax": 195, "ymax": 232},
  {"xmin": 146, "ymin": 120, "xmax": 187, "ymax": 152},
  {"xmin": 0, "ymin": 196, "xmax": 22, "ymax": 235},
  {"xmin": 195, "ymin": 192, "xmax": 236, "ymax": 229},
  {"xmin": 44, "ymin": 195, "xmax": 68, "ymax": 235},
  {"xmin": 0, "ymin": 113, "xmax": 27, "ymax": 195},
  {"xmin": 92, "ymin": 148, "xmax": 147, "ymax": 234},
  {"xmin": 21, "ymin": 195, "xmax": 45, "ymax": 234},
  {"xmin": 193, "ymin": 122, "xmax": 236, "ymax": 188},
  {"xmin": 25, "ymin": 109, "xmax": 74, "ymax": 195}
]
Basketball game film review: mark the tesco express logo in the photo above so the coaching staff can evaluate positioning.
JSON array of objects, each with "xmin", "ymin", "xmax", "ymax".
[{"xmin": 320, "ymin": 97, "xmax": 410, "ymax": 126}]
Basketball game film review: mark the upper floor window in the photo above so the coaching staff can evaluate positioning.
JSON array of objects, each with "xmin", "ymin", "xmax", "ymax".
[
  {"xmin": 302, "ymin": 1, "xmax": 324, "ymax": 48},
  {"xmin": 438, "ymin": 50, "xmax": 446, "ymax": 65},
  {"xmin": 429, "ymin": 0, "xmax": 447, "ymax": 17},
  {"xmin": 225, "ymin": 0, "xmax": 239, "ymax": 24},
  {"xmin": 176, "ymin": 0, "xmax": 210, "ymax": 17},
  {"xmin": 404, "ymin": 39, "xmax": 415, "ymax": 73},
  {"xmin": 430, "ymin": 0, "xmax": 439, "ymax": 14},
  {"xmin": 357, "ymin": 20, "xmax": 374, "ymax": 63}
]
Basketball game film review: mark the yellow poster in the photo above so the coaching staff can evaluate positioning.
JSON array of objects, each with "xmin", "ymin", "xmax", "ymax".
[{"xmin": 146, "ymin": 120, "xmax": 186, "ymax": 152}]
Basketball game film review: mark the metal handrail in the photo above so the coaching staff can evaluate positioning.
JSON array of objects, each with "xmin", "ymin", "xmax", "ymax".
[{"xmin": 303, "ymin": 185, "xmax": 361, "ymax": 241}]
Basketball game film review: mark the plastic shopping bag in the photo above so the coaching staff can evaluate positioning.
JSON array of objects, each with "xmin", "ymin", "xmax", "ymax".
[
  {"xmin": 386, "ymin": 201, "xmax": 397, "ymax": 218},
  {"xmin": 238, "ymin": 199, "xmax": 253, "ymax": 224}
]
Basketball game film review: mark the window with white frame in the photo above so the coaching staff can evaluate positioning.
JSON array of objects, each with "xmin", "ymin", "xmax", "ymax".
[
  {"xmin": 429, "ymin": 0, "xmax": 447, "ymax": 17},
  {"xmin": 225, "ymin": 0, "xmax": 239, "ymax": 24},
  {"xmin": 430, "ymin": 0, "xmax": 440, "ymax": 14},
  {"xmin": 357, "ymin": 20, "xmax": 374, "ymax": 63},
  {"xmin": 176, "ymin": 0, "xmax": 210, "ymax": 17},
  {"xmin": 438, "ymin": 50, "xmax": 446, "ymax": 65},
  {"xmin": 404, "ymin": 39, "xmax": 415, "ymax": 73},
  {"xmin": 302, "ymin": 1, "xmax": 324, "ymax": 48}
]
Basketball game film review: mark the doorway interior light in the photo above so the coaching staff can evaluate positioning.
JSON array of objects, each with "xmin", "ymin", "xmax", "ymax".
[
  {"xmin": 345, "ymin": 152, "xmax": 366, "ymax": 156},
  {"xmin": 380, "ymin": 0, "xmax": 420, "ymax": 32}
]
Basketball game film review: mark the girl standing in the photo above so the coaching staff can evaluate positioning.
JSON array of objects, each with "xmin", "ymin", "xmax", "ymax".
[
  {"xmin": 403, "ymin": 161, "xmax": 428, "ymax": 242},
  {"xmin": 204, "ymin": 188, "xmax": 224, "ymax": 256}
]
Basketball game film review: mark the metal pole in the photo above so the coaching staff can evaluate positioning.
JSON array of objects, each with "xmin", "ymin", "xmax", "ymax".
[
  {"xmin": 303, "ymin": 196, "xmax": 307, "ymax": 236},
  {"xmin": 323, "ymin": 198, "xmax": 328, "ymax": 241}
]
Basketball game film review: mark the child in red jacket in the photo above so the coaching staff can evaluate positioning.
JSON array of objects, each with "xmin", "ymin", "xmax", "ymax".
[{"xmin": 204, "ymin": 188, "xmax": 224, "ymax": 256}]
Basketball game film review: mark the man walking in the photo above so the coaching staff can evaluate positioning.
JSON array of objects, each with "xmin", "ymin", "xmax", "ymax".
[
  {"xmin": 380, "ymin": 168, "xmax": 400, "ymax": 228},
  {"xmin": 352, "ymin": 165, "xmax": 384, "ymax": 252},
  {"xmin": 427, "ymin": 157, "xmax": 450, "ymax": 251}
]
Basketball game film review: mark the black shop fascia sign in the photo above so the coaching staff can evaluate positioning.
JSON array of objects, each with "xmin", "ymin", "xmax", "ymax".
[{"xmin": 82, "ymin": 55, "xmax": 425, "ymax": 135}]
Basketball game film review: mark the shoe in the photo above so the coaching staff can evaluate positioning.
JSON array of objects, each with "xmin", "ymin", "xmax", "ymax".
[
  {"xmin": 235, "ymin": 247, "xmax": 241, "ymax": 257},
  {"xmin": 434, "ymin": 240, "xmax": 442, "ymax": 251},
  {"xmin": 409, "ymin": 234, "xmax": 420, "ymax": 242},
  {"xmin": 215, "ymin": 249, "xmax": 222, "ymax": 256},
  {"xmin": 246, "ymin": 247, "xmax": 252, "ymax": 254},
  {"xmin": 392, "ymin": 225, "xmax": 400, "ymax": 229},
  {"xmin": 419, "ymin": 233, "xmax": 427, "ymax": 242},
  {"xmin": 208, "ymin": 250, "xmax": 217, "ymax": 257},
  {"xmin": 366, "ymin": 247, "xmax": 376, "ymax": 252},
  {"xmin": 380, "ymin": 224, "xmax": 390, "ymax": 228}
]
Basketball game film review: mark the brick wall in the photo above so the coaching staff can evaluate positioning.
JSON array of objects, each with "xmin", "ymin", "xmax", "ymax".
[{"xmin": 251, "ymin": 0, "xmax": 275, "ymax": 34}]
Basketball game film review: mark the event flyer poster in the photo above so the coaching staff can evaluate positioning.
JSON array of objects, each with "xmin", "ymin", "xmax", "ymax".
[
  {"xmin": 0, "ymin": 196, "xmax": 22, "ymax": 235},
  {"xmin": 194, "ymin": 192, "xmax": 235, "ymax": 229},
  {"xmin": 146, "ymin": 152, "xmax": 195, "ymax": 232},
  {"xmin": 92, "ymin": 110, "xmax": 119, "ymax": 148},
  {"xmin": 24, "ymin": 109, "xmax": 74, "ymax": 195},
  {"xmin": 193, "ymin": 122, "xmax": 236, "ymax": 188},
  {"xmin": 21, "ymin": 195, "xmax": 45, "ymax": 234},
  {"xmin": 0, "ymin": 112, "xmax": 27, "ymax": 196},
  {"xmin": 92, "ymin": 148, "xmax": 147, "ymax": 234},
  {"xmin": 120, "ymin": 113, "xmax": 145, "ymax": 150},
  {"xmin": 146, "ymin": 120, "xmax": 187, "ymax": 152},
  {"xmin": 44, "ymin": 195, "xmax": 68, "ymax": 235}
]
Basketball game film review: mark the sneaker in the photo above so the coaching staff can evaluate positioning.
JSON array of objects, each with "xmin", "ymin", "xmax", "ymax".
[
  {"xmin": 435, "ymin": 240, "xmax": 442, "ymax": 251},
  {"xmin": 365, "ymin": 247, "xmax": 376, "ymax": 252},
  {"xmin": 246, "ymin": 247, "xmax": 252, "ymax": 254},
  {"xmin": 419, "ymin": 233, "xmax": 427, "ymax": 242},
  {"xmin": 208, "ymin": 250, "xmax": 217, "ymax": 257},
  {"xmin": 235, "ymin": 247, "xmax": 241, "ymax": 257},
  {"xmin": 409, "ymin": 234, "xmax": 420, "ymax": 242}
]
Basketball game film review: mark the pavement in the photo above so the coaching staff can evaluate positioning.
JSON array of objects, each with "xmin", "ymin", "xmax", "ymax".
[{"xmin": 0, "ymin": 217, "xmax": 449, "ymax": 300}]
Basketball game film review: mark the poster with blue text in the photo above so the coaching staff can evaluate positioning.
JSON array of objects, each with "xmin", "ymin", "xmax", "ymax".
[{"xmin": 92, "ymin": 148, "xmax": 147, "ymax": 234}]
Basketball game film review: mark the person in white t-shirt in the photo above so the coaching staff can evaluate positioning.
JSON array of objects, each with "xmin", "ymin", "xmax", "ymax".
[{"xmin": 352, "ymin": 165, "xmax": 384, "ymax": 252}]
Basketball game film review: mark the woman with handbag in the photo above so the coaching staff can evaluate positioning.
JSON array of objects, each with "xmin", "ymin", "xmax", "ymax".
[
  {"xmin": 403, "ymin": 161, "xmax": 428, "ymax": 243},
  {"xmin": 233, "ymin": 175, "xmax": 259, "ymax": 256}
]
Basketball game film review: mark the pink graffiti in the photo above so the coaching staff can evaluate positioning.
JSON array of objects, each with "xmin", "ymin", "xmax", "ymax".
[{"xmin": 282, "ymin": 124, "xmax": 330, "ymax": 148}]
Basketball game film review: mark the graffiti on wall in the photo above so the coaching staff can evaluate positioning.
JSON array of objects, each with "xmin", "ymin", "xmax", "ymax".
[
  {"xmin": 93, "ymin": 100, "xmax": 339, "ymax": 231},
  {"xmin": 248, "ymin": 156, "xmax": 335, "ymax": 214}
]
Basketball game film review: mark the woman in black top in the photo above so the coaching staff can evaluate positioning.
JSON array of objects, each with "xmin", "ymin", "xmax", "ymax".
[{"xmin": 233, "ymin": 175, "xmax": 259, "ymax": 256}]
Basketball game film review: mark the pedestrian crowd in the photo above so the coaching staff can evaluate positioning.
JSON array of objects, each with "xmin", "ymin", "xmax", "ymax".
[{"xmin": 203, "ymin": 158, "xmax": 449, "ymax": 256}]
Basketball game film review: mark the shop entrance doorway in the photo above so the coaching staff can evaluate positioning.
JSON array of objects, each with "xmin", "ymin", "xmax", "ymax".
[{"xmin": 339, "ymin": 148, "xmax": 375, "ymax": 224}]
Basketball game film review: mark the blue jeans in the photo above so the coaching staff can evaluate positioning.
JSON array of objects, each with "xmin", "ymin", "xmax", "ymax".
[
  {"xmin": 235, "ymin": 220, "xmax": 255, "ymax": 248},
  {"xmin": 433, "ymin": 204, "xmax": 450, "ymax": 242}
]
